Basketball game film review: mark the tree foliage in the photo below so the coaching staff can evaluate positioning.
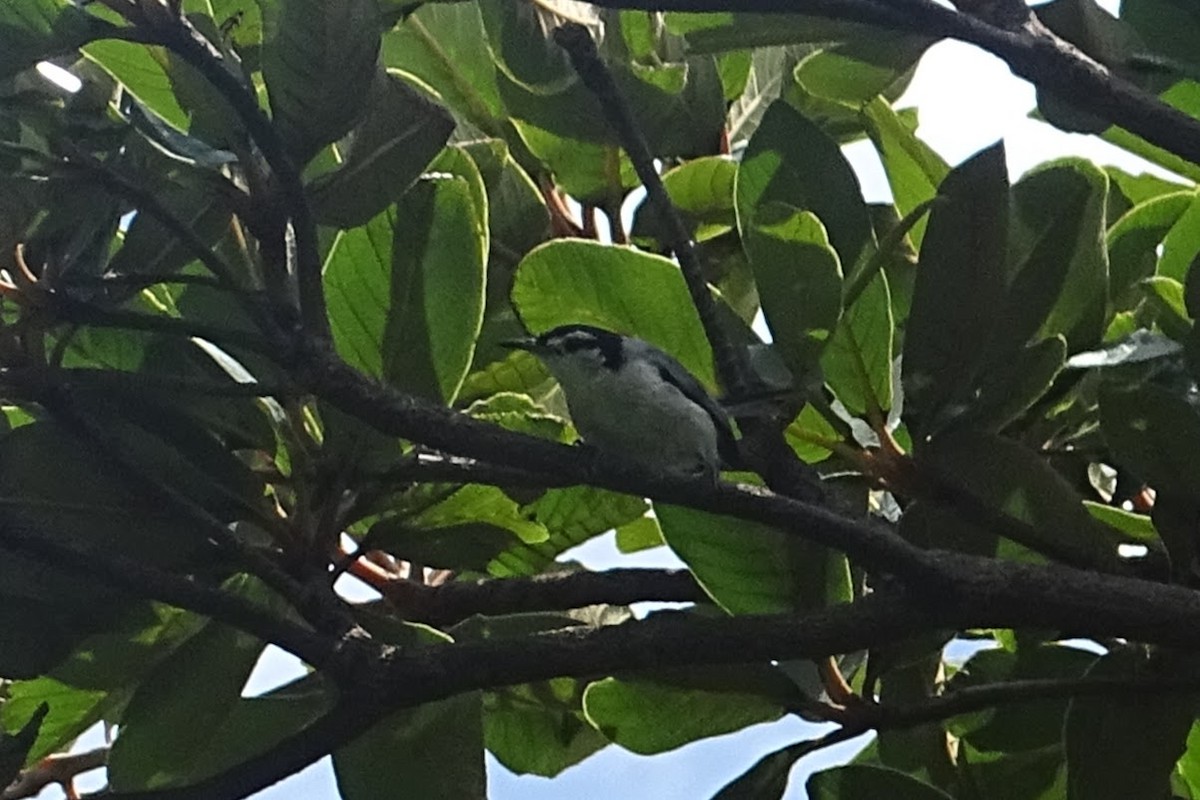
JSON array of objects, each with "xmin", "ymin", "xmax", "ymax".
[{"xmin": 1, "ymin": 0, "xmax": 1200, "ymax": 798}]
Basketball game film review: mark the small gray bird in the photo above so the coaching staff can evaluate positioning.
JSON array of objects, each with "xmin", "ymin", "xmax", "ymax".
[{"xmin": 502, "ymin": 324, "xmax": 738, "ymax": 477}]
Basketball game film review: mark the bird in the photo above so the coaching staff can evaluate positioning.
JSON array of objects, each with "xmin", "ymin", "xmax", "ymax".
[{"xmin": 501, "ymin": 324, "xmax": 738, "ymax": 478}]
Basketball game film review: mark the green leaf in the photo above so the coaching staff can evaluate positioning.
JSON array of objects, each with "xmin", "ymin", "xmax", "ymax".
[
  {"xmin": 1100, "ymin": 384, "xmax": 1200, "ymax": 501},
  {"xmin": 862, "ymin": 97, "xmax": 948, "ymax": 249},
  {"xmin": 0, "ymin": 0, "xmax": 112, "ymax": 78},
  {"xmin": 903, "ymin": 142, "xmax": 1008, "ymax": 436},
  {"xmin": 582, "ymin": 666, "xmax": 790, "ymax": 755},
  {"xmin": 309, "ymin": 72, "xmax": 454, "ymax": 229},
  {"xmin": 485, "ymin": 679, "xmax": 608, "ymax": 777},
  {"xmin": 614, "ymin": 514, "xmax": 664, "ymax": 553},
  {"xmin": 511, "ymin": 120, "xmax": 638, "ymax": 203},
  {"xmin": 666, "ymin": 13, "xmax": 888, "ymax": 53},
  {"xmin": 822, "ymin": 270, "xmax": 893, "ymax": 415},
  {"xmin": 107, "ymin": 576, "xmax": 274, "ymax": 790},
  {"xmin": 1007, "ymin": 159, "xmax": 1109, "ymax": 349},
  {"xmin": 488, "ymin": 486, "xmax": 648, "ymax": 576},
  {"xmin": 1, "ymin": 603, "xmax": 205, "ymax": 761},
  {"xmin": 408, "ymin": 484, "xmax": 550, "ymax": 545},
  {"xmin": 744, "ymin": 204, "xmax": 843, "ymax": 377},
  {"xmin": 793, "ymin": 32, "xmax": 929, "ymax": 106},
  {"xmin": 948, "ymin": 644, "xmax": 1097, "ymax": 752},
  {"xmin": 335, "ymin": 693, "xmax": 485, "ymax": 799},
  {"xmin": 1083, "ymin": 502, "xmax": 1159, "ymax": 543},
  {"xmin": 478, "ymin": 0, "xmax": 579, "ymax": 93},
  {"xmin": 512, "ymin": 239, "xmax": 718, "ymax": 388},
  {"xmin": 1158, "ymin": 191, "xmax": 1200, "ymax": 283},
  {"xmin": 807, "ymin": 765, "xmax": 954, "ymax": 800},
  {"xmin": 736, "ymin": 101, "xmax": 873, "ymax": 268},
  {"xmin": 1122, "ymin": 0, "xmax": 1200, "ymax": 76},
  {"xmin": 260, "ymin": 0, "xmax": 380, "ymax": 163},
  {"xmin": 1066, "ymin": 649, "xmax": 1199, "ymax": 800},
  {"xmin": 710, "ymin": 740, "xmax": 813, "ymax": 800},
  {"xmin": 0, "ymin": 423, "xmax": 215, "ymax": 609},
  {"xmin": 965, "ymin": 336, "xmax": 1067, "ymax": 432},
  {"xmin": 656, "ymin": 504, "xmax": 851, "ymax": 614},
  {"xmin": 176, "ymin": 676, "xmax": 334, "ymax": 784},
  {"xmin": 381, "ymin": 2, "xmax": 505, "ymax": 135},
  {"xmin": 785, "ymin": 403, "xmax": 843, "ymax": 464},
  {"xmin": 325, "ymin": 173, "xmax": 487, "ymax": 403},
  {"xmin": 83, "ymin": 39, "xmax": 194, "ymax": 132},
  {"xmin": 1141, "ymin": 275, "xmax": 1192, "ymax": 339},
  {"xmin": 1107, "ymin": 190, "xmax": 1193, "ymax": 301},
  {"xmin": 0, "ymin": 704, "xmax": 48, "ymax": 788},
  {"xmin": 632, "ymin": 156, "xmax": 738, "ymax": 244},
  {"xmin": 921, "ymin": 428, "xmax": 1129, "ymax": 568}
]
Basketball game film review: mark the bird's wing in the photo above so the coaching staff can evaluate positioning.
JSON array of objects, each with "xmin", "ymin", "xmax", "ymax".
[{"xmin": 653, "ymin": 361, "xmax": 741, "ymax": 468}]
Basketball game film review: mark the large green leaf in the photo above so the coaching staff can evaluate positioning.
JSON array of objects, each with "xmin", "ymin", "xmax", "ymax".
[
  {"xmin": 1122, "ymin": 0, "xmax": 1200, "ymax": 77},
  {"xmin": 0, "ymin": 0, "xmax": 112, "ymax": 77},
  {"xmin": 488, "ymin": 486, "xmax": 648, "ymax": 577},
  {"xmin": 1158, "ymin": 191, "xmax": 1200, "ymax": 282},
  {"xmin": 485, "ymin": 679, "xmax": 608, "ymax": 777},
  {"xmin": 920, "ymin": 428, "xmax": 1135, "ymax": 568},
  {"xmin": 260, "ymin": 0, "xmax": 380, "ymax": 163},
  {"xmin": 807, "ymin": 765, "xmax": 954, "ymax": 800},
  {"xmin": 1007, "ymin": 159, "xmax": 1109, "ymax": 350},
  {"xmin": 335, "ymin": 693, "xmax": 485, "ymax": 800},
  {"xmin": 656, "ymin": 504, "xmax": 851, "ymax": 614},
  {"xmin": 309, "ymin": 71, "xmax": 454, "ymax": 229},
  {"xmin": 582, "ymin": 665, "xmax": 791, "ymax": 755},
  {"xmin": 511, "ymin": 238, "xmax": 718, "ymax": 388},
  {"xmin": 743, "ymin": 204, "xmax": 843, "ymax": 377},
  {"xmin": 736, "ymin": 101, "xmax": 873, "ymax": 268},
  {"xmin": 632, "ymin": 155, "xmax": 739, "ymax": 244},
  {"xmin": 83, "ymin": 40, "xmax": 190, "ymax": 131},
  {"xmin": 381, "ymin": 2, "xmax": 505, "ymax": 135},
  {"xmin": 822, "ymin": 270, "xmax": 893, "ymax": 415},
  {"xmin": 862, "ymin": 97, "xmax": 948, "ymax": 249},
  {"xmin": 1065, "ymin": 649, "xmax": 1199, "ymax": 800},
  {"xmin": 107, "ymin": 577, "xmax": 275, "ymax": 790},
  {"xmin": 903, "ymin": 142, "xmax": 1008, "ymax": 437},
  {"xmin": 1106, "ymin": 190, "xmax": 1193, "ymax": 301},
  {"xmin": 0, "ymin": 603, "xmax": 207, "ymax": 762},
  {"xmin": 0, "ymin": 422, "xmax": 216, "ymax": 609},
  {"xmin": 325, "ymin": 172, "xmax": 487, "ymax": 403},
  {"xmin": 1100, "ymin": 384, "xmax": 1200, "ymax": 501},
  {"xmin": 948, "ymin": 643, "xmax": 1097, "ymax": 753}
]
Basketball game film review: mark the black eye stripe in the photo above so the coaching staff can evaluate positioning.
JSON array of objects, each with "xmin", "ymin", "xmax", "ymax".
[{"xmin": 536, "ymin": 324, "xmax": 624, "ymax": 368}]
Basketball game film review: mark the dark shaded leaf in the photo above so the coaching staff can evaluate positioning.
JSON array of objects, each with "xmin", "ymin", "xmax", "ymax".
[
  {"xmin": 736, "ymin": 101, "xmax": 872, "ymax": 268},
  {"xmin": 1065, "ymin": 649, "xmax": 1199, "ymax": 800},
  {"xmin": 807, "ymin": 764, "xmax": 953, "ymax": 800},
  {"xmin": 309, "ymin": 72, "xmax": 454, "ymax": 228},
  {"xmin": 486, "ymin": 679, "xmax": 608, "ymax": 777},
  {"xmin": 903, "ymin": 143, "xmax": 1008, "ymax": 437},
  {"xmin": 335, "ymin": 693, "xmax": 485, "ymax": 800},
  {"xmin": 582, "ymin": 665, "xmax": 792, "ymax": 755},
  {"xmin": 260, "ymin": 0, "xmax": 380, "ymax": 163}
]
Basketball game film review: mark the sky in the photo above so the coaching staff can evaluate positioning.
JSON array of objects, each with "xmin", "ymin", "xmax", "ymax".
[{"xmin": 54, "ymin": 1, "xmax": 1170, "ymax": 797}]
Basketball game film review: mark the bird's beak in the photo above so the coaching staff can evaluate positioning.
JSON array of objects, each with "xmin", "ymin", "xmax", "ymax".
[{"xmin": 499, "ymin": 336, "xmax": 537, "ymax": 352}]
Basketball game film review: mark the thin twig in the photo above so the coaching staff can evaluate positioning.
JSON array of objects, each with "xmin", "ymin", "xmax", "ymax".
[{"xmin": 553, "ymin": 24, "xmax": 753, "ymax": 396}]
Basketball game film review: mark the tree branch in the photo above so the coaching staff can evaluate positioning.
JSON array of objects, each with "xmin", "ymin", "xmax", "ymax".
[
  {"xmin": 0, "ymin": 522, "xmax": 338, "ymax": 670},
  {"xmin": 576, "ymin": 0, "xmax": 1200, "ymax": 169},
  {"xmin": 553, "ymin": 24, "xmax": 754, "ymax": 397},
  {"xmin": 386, "ymin": 568, "xmax": 708, "ymax": 627}
]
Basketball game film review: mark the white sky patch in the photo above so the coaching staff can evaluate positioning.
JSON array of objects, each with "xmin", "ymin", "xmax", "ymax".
[{"xmin": 36, "ymin": 61, "xmax": 82, "ymax": 94}]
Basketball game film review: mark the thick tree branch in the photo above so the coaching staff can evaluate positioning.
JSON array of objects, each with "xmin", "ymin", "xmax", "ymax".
[
  {"xmin": 387, "ymin": 568, "xmax": 708, "ymax": 627},
  {"xmin": 576, "ymin": 0, "xmax": 1200, "ymax": 168},
  {"xmin": 0, "ymin": 522, "xmax": 338, "ymax": 669}
]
